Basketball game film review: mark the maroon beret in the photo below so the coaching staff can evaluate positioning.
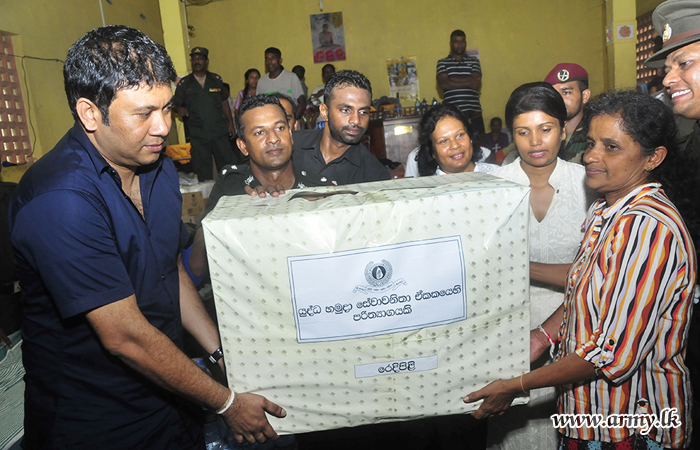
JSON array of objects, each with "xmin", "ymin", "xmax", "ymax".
[{"xmin": 544, "ymin": 63, "xmax": 588, "ymax": 85}]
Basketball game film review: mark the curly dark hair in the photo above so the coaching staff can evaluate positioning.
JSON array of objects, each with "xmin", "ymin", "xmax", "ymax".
[
  {"xmin": 582, "ymin": 90, "xmax": 677, "ymax": 160},
  {"xmin": 64, "ymin": 25, "xmax": 176, "ymax": 125},
  {"xmin": 235, "ymin": 94, "xmax": 287, "ymax": 142},
  {"xmin": 416, "ymin": 103, "xmax": 482, "ymax": 176},
  {"xmin": 323, "ymin": 70, "xmax": 372, "ymax": 106},
  {"xmin": 505, "ymin": 82, "xmax": 567, "ymax": 132},
  {"xmin": 583, "ymin": 90, "xmax": 700, "ymax": 246}
]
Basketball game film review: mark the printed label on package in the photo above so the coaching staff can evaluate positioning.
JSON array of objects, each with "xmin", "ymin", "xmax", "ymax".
[
  {"xmin": 354, "ymin": 355, "xmax": 439, "ymax": 379},
  {"xmin": 288, "ymin": 236, "xmax": 467, "ymax": 343}
]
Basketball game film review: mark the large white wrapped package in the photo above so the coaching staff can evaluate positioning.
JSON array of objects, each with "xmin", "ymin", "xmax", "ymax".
[{"xmin": 202, "ymin": 173, "xmax": 530, "ymax": 434}]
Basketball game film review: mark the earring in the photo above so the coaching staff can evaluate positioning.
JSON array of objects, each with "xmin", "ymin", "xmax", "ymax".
[{"xmin": 646, "ymin": 166, "xmax": 654, "ymax": 172}]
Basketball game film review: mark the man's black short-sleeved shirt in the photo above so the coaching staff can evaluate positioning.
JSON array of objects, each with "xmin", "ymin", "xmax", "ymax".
[
  {"xmin": 173, "ymin": 71, "xmax": 229, "ymax": 139},
  {"xmin": 204, "ymin": 163, "xmax": 336, "ymax": 216},
  {"xmin": 291, "ymin": 129, "xmax": 390, "ymax": 185}
]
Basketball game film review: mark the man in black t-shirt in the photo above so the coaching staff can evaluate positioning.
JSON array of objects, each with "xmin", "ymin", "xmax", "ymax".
[
  {"xmin": 292, "ymin": 70, "xmax": 390, "ymax": 185},
  {"xmin": 188, "ymin": 95, "xmax": 335, "ymax": 277}
]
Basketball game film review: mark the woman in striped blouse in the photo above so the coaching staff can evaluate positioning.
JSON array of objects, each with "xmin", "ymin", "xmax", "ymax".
[{"xmin": 464, "ymin": 90, "xmax": 697, "ymax": 450}]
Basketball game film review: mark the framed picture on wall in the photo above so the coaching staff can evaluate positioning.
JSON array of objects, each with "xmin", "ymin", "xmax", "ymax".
[
  {"xmin": 387, "ymin": 56, "xmax": 419, "ymax": 102},
  {"xmin": 310, "ymin": 12, "xmax": 346, "ymax": 63}
]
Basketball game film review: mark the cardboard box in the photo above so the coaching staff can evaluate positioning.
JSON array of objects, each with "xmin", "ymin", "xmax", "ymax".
[
  {"xmin": 202, "ymin": 173, "xmax": 531, "ymax": 434},
  {"xmin": 180, "ymin": 180, "xmax": 215, "ymax": 226},
  {"xmin": 181, "ymin": 191, "xmax": 204, "ymax": 222}
]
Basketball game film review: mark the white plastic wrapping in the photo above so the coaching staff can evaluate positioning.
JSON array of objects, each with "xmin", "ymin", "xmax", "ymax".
[{"xmin": 202, "ymin": 173, "xmax": 531, "ymax": 434}]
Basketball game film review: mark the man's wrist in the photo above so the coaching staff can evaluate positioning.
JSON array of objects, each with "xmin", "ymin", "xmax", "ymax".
[
  {"xmin": 216, "ymin": 388, "xmax": 235, "ymax": 414},
  {"xmin": 208, "ymin": 347, "xmax": 224, "ymax": 364}
]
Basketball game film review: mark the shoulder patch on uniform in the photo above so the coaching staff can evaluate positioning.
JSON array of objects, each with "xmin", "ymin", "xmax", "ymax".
[{"xmin": 221, "ymin": 164, "xmax": 236, "ymax": 174}]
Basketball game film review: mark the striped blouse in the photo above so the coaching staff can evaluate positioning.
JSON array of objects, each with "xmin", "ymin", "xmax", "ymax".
[{"xmin": 557, "ymin": 183, "xmax": 696, "ymax": 448}]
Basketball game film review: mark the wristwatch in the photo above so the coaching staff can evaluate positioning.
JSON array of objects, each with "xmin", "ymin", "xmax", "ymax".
[{"xmin": 208, "ymin": 347, "xmax": 224, "ymax": 364}]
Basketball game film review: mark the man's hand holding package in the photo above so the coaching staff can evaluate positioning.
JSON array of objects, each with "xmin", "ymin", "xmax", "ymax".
[
  {"xmin": 223, "ymin": 392, "xmax": 287, "ymax": 443},
  {"xmin": 244, "ymin": 185, "xmax": 286, "ymax": 198}
]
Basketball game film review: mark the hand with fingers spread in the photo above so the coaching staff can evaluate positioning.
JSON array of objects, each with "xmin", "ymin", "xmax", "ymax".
[{"xmin": 221, "ymin": 392, "xmax": 287, "ymax": 444}]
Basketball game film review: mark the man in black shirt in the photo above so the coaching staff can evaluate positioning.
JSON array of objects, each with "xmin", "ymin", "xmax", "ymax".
[
  {"xmin": 173, "ymin": 47, "xmax": 236, "ymax": 181},
  {"xmin": 292, "ymin": 70, "xmax": 390, "ymax": 185},
  {"xmin": 188, "ymin": 95, "xmax": 335, "ymax": 277}
]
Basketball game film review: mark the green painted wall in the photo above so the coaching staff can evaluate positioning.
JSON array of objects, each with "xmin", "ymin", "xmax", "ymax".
[
  {"xmin": 0, "ymin": 0, "xmax": 164, "ymax": 182},
  {"xmin": 185, "ymin": 0, "xmax": 607, "ymax": 133}
]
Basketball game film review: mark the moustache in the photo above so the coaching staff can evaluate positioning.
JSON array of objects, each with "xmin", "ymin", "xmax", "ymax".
[{"xmin": 342, "ymin": 125, "xmax": 365, "ymax": 133}]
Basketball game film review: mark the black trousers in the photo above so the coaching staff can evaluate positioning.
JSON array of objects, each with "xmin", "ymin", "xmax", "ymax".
[{"xmin": 190, "ymin": 134, "xmax": 235, "ymax": 181}]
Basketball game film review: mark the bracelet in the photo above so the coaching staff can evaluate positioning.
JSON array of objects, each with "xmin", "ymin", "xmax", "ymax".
[
  {"xmin": 216, "ymin": 389, "xmax": 235, "ymax": 415},
  {"xmin": 519, "ymin": 374, "xmax": 527, "ymax": 394},
  {"xmin": 208, "ymin": 347, "xmax": 224, "ymax": 364},
  {"xmin": 537, "ymin": 325, "xmax": 557, "ymax": 359}
]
